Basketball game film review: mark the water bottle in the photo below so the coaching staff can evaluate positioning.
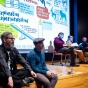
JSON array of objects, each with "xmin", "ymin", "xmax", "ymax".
[
  {"xmin": 68, "ymin": 67, "xmax": 73, "ymax": 74},
  {"xmin": 70, "ymin": 67, "xmax": 73, "ymax": 74}
]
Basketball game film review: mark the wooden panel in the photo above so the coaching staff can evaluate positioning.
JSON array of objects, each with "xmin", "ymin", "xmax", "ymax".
[
  {"xmin": 22, "ymin": 83, "xmax": 36, "ymax": 88},
  {"xmin": 71, "ymin": 85, "xmax": 86, "ymax": 88},
  {"xmin": 56, "ymin": 74, "xmax": 85, "ymax": 88},
  {"xmin": 22, "ymin": 73, "xmax": 88, "ymax": 88}
]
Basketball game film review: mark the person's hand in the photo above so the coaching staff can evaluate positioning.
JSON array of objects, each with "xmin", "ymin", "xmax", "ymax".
[
  {"xmin": 46, "ymin": 71, "xmax": 52, "ymax": 78},
  {"xmin": 63, "ymin": 43, "xmax": 67, "ymax": 46},
  {"xmin": 31, "ymin": 71, "xmax": 37, "ymax": 78},
  {"xmin": 7, "ymin": 76, "xmax": 13, "ymax": 88}
]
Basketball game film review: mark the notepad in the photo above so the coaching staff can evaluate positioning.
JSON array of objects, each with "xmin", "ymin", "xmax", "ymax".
[{"xmin": 71, "ymin": 43, "xmax": 78, "ymax": 46}]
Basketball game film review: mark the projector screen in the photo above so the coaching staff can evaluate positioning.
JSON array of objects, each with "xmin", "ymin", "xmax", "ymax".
[{"xmin": 0, "ymin": 0, "xmax": 70, "ymax": 50}]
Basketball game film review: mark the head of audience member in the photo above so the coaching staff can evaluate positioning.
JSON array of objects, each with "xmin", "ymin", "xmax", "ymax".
[
  {"xmin": 68, "ymin": 35, "xmax": 74, "ymax": 43},
  {"xmin": 1, "ymin": 32, "xmax": 15, "ymax": 50},
  {"xmin": 58, "ymin": 32, "xmax": 64, "ymax": 39},
  {"xmin": 82, "ymin": 37, "xmax": 87, "ymax": 42},
  {"xmin": 33, "ymin": 38, "xmax": 45, "ymax": 51}
]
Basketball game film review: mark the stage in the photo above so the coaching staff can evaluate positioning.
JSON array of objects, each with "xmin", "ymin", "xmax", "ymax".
[
  {"xmin": 22, "ymin": 61, "xmax": 88, "ymax": 88},
  {"xmin": 0, "ymin": 62, "xmax": 88, "ymax": 88}
]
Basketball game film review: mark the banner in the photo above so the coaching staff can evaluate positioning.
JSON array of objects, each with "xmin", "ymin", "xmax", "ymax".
[{"xmin": 0, "ymin": 0, "xmax": 70, "ymax": 49}]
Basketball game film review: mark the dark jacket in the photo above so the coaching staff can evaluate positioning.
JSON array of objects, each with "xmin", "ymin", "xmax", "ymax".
[
  {"xmin": 26, "ymin": 48, "xmax": 49, "ymax": 75},
  {"xmin": 0, "ymin": 44, "xmax": 32, "ymax": 77},
  {"xmin": 78, "ymin": 41, "xmax": 87, "ymax": 49},
  {"xmin": 54, "ymin": 37, "xmax": 64, "ymax": 51}
]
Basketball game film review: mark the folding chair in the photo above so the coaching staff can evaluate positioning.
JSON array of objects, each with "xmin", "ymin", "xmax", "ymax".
[{"xmin": 52, "ymin": 50, "xmax": 70, "ymax": 66}]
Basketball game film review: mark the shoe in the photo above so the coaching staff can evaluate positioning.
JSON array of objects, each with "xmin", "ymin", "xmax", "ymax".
[
  {"xmin": 22, "ymin": 79, "xmax": 29, "ymax": 86},
  {"xmin": 83, "ymin": 62, "xmax": 88, "ymax": 64},
  {"xmin": 86, "ymin": 61, "xmax": 88, "ymax": 64},
  {"xmin": 70, "ymin": 64, "xmax": 80, "ymax": 67},
  {"xmin": 79, "ymin": 61, "xmax": 88, "ymax": 64},
  {"xmin": 24, "ymin": 77, "xmax": 34, "ymax": 83},
  {"xmin": 22, "ymin": 77, "xmax": 34, "ymax": 86},
  {"xmin": 79, "ymin": 61, "xmax": 83, "ymax": 64},
  {"xmin": 70, "ymin": 63, "xmax": 75, "ymax": 66}
]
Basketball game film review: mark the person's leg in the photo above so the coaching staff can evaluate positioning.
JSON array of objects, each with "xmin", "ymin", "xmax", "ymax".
[
  {"xmin": 49, "ymin": 73, "xmax": 58, "ymax": 88},
  {"xmin": 85, "ymin": 47, "xmax": 88, "ymax": 52},
  {"xmin": 58, "ymin": 47, "xmax": 75, "ymax": 65},
  {"xmin": 75, "ymin": 50, "xmax": 86, "ymax": 62},
  {"xmin": 35, "ymin": 73, "xmax": 51, "ymax": 88},
  {"xmin": 12, "ymin": 68, "xmax": 34, "ymax": 88},
  {"xmin": 69, "ymin": 48, "xmax": 76, "ymax": 65},
  {"xmin": 0, "ymin": 72, "xmax": 8, "ymax": 88},
  {"xmin": 82, "ymin": 48, "xmax": 86, "ymax": 53},
  {"xmin": 12, "ymin": 68, "xmax": 29, "ymax": 79}
]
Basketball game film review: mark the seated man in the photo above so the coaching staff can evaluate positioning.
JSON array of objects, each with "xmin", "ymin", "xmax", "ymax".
[
  {"xmin": 54, "ymin": 32, "xmax": 76, "ymax": 66},
  {"xmin": 66, "ymin": 35, "xmax": 74, "ymax": 46},
  {"xmin": 66, "ymin": 35, "xmax": 87, "ymax": 64},
  {"xmin": 78, "ymin": 37, "xmax": 88, "ymax": 53},
  {"xmin": 26, "ymin": 38, "xmax": 58, "ymax": 88},
  {"xmin": 0, "ymin": 32, "xmax": 37, "ymax": 88}
]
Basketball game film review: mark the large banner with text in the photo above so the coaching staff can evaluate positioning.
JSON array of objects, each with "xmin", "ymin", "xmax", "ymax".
[{"xmin": 0, "ymin": 0, "xmax": 70, "ymax": 49}]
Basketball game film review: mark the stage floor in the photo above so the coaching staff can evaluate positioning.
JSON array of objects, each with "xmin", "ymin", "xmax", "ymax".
[
  {"xmin": 48, "ymin": 63, "xmax": 88, "ymax": 88},
  {"xmin": 1, "ymin": 62, "xmax": 88, "ymax": 88},
  {"xmin": 22, "ymin": 61, "xmax": 88, "ymax": 88}
]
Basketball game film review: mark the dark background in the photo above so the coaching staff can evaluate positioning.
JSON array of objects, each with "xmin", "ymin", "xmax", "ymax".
[
  {"xmin": 70, "ymin": 0, "xmax": 88, "ymax": 43},
  {"xmin": 77, "ymin": 0, "xmax": 88, "ymax": 43}
]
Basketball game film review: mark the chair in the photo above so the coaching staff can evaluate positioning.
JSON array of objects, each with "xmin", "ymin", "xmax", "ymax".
[
  {"xmin": 52, "ymin": 50, "xmax": 70, "ymax": 66},
  {"xmin": 84, "ymin": 52, "xmax": 88, "ymax": 61}
]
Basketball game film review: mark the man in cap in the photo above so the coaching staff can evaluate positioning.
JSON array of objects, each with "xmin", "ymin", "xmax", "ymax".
[{"xmin": 26, "ymin": 38, "xmax": 58, "ymax": 88}]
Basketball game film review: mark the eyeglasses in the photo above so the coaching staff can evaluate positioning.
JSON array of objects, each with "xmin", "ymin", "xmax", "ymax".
[{"xmin": 6, "ymin": 38, "xmax": 15, "ymax": 40}]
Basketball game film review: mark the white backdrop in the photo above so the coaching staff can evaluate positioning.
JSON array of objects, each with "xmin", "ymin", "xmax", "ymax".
[{"xmin": 0, "ymin": 0, "xmax": 70, "ymax": 49}]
